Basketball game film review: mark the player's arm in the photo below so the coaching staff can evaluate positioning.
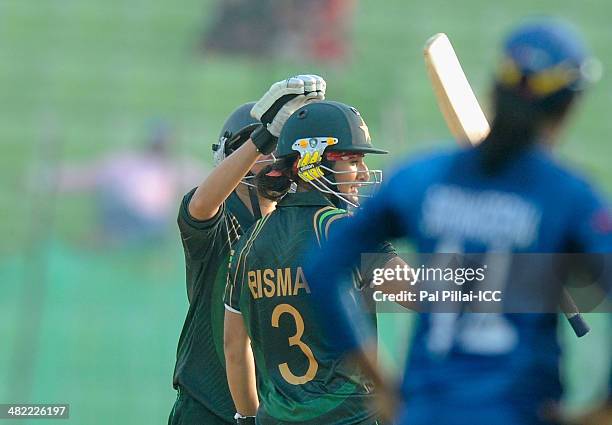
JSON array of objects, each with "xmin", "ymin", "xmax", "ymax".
[
  {"xmin": 372, "ymin": 256, "xmax": 420, "ymax": 311},
  {"xmin": 189, "ymin": 140, "xmax": 263, "ymax": 220},
  {"xmin": 549, "ymin": 355, "xmax": 612, "ymax": 424},
  {"xmin": 355, "ymin": 235, "xmax": 419, "ymax": 311},
  {"xmin": 347, "ymin": 343, "xmax": 402, "ymax": 423},
  {"xmin": 564, "ymin": 403, "xmax": 612, "ymax": 425},
  {"xmin": 314, "ymin": 228, "xmax": 407, "ymax": 419},
  {"xmin": 224, "ymin": 310, "xmax": 258, "ymax": 419},
  {"xmin": 189, "ymin": 75, "xmax": 326, "ymax": 220},
  {"xmin": 223, "ymin": 229, "xmax": 260, "ymax": 421},
  {"xmin": 316, "ymin": 209, "xmax": 417, "ymax": 311},
  {"xmin": 543, "ymin": 346, "xmax": 611, "ymax": 424},
  {"xmin": 544, "ymin": 398, "xmax": 612, "ymax": 425},
  {"xmin": 566, "ymin": 182, "xmax": 612, "ymax": 296},
  {"xmin": 305, "ymin": 172, "xmax": 409, "ymax": 419},
  {"xmin": 545, "ymin": 186, "xmax": 612, "ymax": 425},
  {"xmin": 305, "ymin": 171, "xmax": 408, "ymax": 352}
]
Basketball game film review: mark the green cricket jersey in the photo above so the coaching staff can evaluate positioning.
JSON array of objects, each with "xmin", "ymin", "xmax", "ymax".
[
  {"xmin": 172, "ymin": 188, "xmax": 255, "ymax": 424},
  {"xmin": 224, "ymin": 191, "xmax": 396, "ymax": 425}
]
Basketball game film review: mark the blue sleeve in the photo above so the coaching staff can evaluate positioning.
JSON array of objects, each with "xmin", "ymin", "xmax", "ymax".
[
  {"xmin": 304, "ymin": 173, "xmax": 408, "ymax": 353},
  {"xmin": 563, "ymin": 178, "xmax": 612, "ymax": 399},
  {"xmin": 567, "ymin": 182, "xmax": 612, "ymax": 297},
  {"xmin": 568, "ymin": 182, "xmax": 612, "ymax": 253}
]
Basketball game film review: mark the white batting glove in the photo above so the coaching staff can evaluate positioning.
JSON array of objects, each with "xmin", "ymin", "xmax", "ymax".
[{"xmin": 251, "ymin": 74, "xmax": 326, "ymax": 137}]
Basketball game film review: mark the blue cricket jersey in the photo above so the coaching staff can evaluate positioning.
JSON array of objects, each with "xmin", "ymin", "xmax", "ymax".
[{"xmin": 305, "ymin": 145, "xmax": 611, "ymax": 425}]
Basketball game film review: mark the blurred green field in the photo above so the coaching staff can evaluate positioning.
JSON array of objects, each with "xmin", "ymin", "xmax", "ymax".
[{"xmin": 1, "ymin": 1, "xmax": 610, "ymax": 424}]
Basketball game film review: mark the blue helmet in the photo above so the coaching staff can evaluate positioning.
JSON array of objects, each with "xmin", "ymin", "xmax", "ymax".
[{"xmin": 496, "ymin": 17, "xmax": 599, "ymax": 99}]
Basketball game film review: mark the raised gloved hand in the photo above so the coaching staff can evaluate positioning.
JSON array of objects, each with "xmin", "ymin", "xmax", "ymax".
[{"xmin": 250, "ymin": 75, "xmax": 326, "ymax": 154}]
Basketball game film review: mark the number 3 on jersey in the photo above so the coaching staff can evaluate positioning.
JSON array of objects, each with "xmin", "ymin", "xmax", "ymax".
[{"xmin": 271, "ymin": 303, "xmax": 319, "ymax": 385}]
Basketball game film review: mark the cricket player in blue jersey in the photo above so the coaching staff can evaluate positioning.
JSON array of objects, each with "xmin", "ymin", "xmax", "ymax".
[{"xmin": 304, "ymin": 18, "xmax": 612, "ymax": 425}]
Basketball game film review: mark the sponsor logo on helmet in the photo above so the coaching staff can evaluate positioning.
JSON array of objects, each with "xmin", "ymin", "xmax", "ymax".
[{"xmin": 292, "ymin": 137, "xmax": 338, "ymax": 182}]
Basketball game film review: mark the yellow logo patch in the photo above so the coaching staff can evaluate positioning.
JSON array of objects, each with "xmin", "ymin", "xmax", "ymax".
[{"xmin": 292, "ymin": 137, "xmax": 338, "ymax": 182}]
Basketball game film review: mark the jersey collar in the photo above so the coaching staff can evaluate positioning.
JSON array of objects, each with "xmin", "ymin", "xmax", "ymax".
[
  {"xmin": 227, "ymin": 191, "xmax": 256, "ymax": 229},
  {"xmin": 276, "ymin": 190, "xmax": 335, "ymax": 208}
]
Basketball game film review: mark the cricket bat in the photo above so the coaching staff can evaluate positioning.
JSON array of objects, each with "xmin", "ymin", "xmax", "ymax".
[
  {"xmin": 423, "ymin": 32, "xmax": 591, "ymax": 338},
  {"xmin": 424, "ymin": 33, "xmax": 490, "ymax": 145}
]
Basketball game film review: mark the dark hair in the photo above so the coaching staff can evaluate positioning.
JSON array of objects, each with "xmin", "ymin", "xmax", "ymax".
[
  {"xmin": 255, "ymin": 155, "xmax": 297, "ymax": 201},
  {"xmin": 479, "ymin": 83, "xmax": 578, "ymax": 175}
]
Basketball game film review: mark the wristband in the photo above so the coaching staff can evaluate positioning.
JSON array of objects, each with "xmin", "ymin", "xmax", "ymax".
[
  {"xmin": 234, "ymin": 412, "xmax": 256, "ymax": 424},
  {"xmin": 250, "ymin": 126, "xmax": 278, "ymax": 155}
]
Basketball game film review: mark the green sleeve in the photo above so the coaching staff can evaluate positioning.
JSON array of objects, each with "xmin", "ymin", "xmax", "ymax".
[{"xmin": 177, "ymin": 188, "xmax": 227, "ymax": 262}]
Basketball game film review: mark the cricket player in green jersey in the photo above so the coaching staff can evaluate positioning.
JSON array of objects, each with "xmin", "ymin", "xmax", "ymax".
[
  {"xmin": 169, "ymin": 75, "xmax": 326, "ymax": 425},
  {"xmin": 224, "ymin": 101, "xmax": 403, "ymax": 425}
]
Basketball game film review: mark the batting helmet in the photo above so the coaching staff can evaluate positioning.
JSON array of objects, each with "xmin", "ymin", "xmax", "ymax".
[
  {"xmin": 276, "ymin": 100, "xmax": 387, "ymax": 208},
  {"xmin": 496, "ymin": 17, "xmax": 599, "ymax": 101},
  {"xmin": 276, "ymin": 101, "xmax": 388, "ymax": 157},
  {"xmin": 213, "ymin": 102, "xmax": 261, "ymax": 165}
]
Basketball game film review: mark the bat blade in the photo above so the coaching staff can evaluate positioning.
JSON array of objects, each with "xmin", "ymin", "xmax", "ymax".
[{"xmin": 424, "ymin": 33, "xmax": 490, "ymax": 145}]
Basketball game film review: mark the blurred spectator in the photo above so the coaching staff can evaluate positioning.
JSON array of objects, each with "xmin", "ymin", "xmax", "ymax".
[
  {"xmin": 203, "ymin": 0, "xmax": 278, "ymax": 56},
  {"xmin": 202, "ymin": 0, "xmax": 355, "ymax": 62},
  {"xmin": 302, "ymin": 0, "xmax": 356, "ymax": 61},
  {"xmin": 58, "ymin": 121, "xmax": 206, "ymax": 247}
]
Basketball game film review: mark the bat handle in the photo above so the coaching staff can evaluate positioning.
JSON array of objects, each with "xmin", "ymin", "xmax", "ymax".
[
  {"xmin": 561, "ymin": 290, "xmax": 590, "ymax": 338},
  {"xmin": 564, "ymin": 311, "xmax": 591, "ymax": 338}
]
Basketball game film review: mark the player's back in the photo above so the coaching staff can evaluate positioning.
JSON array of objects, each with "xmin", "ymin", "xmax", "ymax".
[
  {"xmin": 381, "ymin": 146, "xmax": 610, "ymax": 425},
  {"xmin": 174, "ymin": 190, "xmax": 255, "ymax": 423},
  {"xmin": 386, "ymin": 145, "xmax": 602, "ymax": 253},
  {"xmin": 226, "ymin": 191, "xmax": 378, "ymax": 425}
]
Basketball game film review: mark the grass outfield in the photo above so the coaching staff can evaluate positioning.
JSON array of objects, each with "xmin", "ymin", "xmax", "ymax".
[{"xmin": 0, "ymin": 1, "xmax": 610, "ymax": 423}]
